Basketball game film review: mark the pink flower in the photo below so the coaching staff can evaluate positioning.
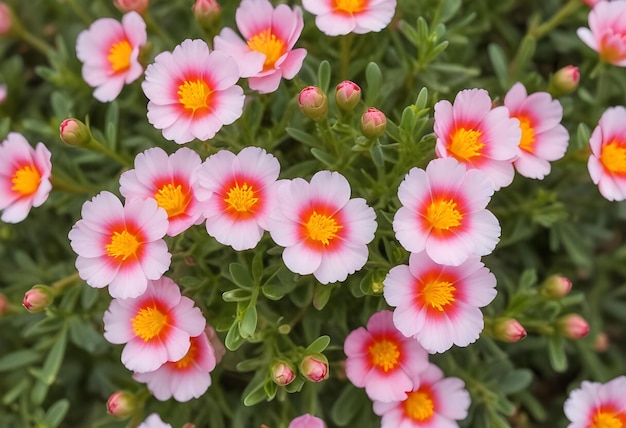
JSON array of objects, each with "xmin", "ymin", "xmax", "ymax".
[
  {"xmin": 564, "ymin": 376, "xmax": 626, "ymax": 428},
  {"xmin": 194, "ymin": 147, "xmax": 280, "ymax": 251},
  {"xmin": 578, "ymin": 1, "xmax": 626, "ymax": 66},
  {"xmin": 504, "ymin": 82, "xmax": 569, "ymax": 179},
  {"xmin": 133, "ymin": 328, "xmax": 217, "ymax": 401},
  {"xmin": 76, "ymin": 12, "xmax": 146, "ymax": 102},
  {"xmin": 392, "ymin": 157, "xmax": 501, "ymax": 266},
  {"xmin": 213, "ymin": 0, "xmax": 307, "ymax": 94},
  {"xmin": 384, "ymin": 252, "xmax": 497, "ymax": 353},
  {"xmin": 120, "ymin": 147, "xmax": 204, "ymax": 236},
  {"xmin": 103, "ymin": 276, "xmax": 206, "ymax": 373},
  {"xmin": 138, "ymin": 414, "xmax": 172, "ymax": 428},
  {"xmin": 0, "ymin": 133, "xmax": 52, "ymax": 223},
  {"xmin": 288, "ymin": 414, "xmax": 326, "ymax": 428},
  {"xmin": 302, "ymin": 0, "xmax": 397, "ymax": 36},
  {"xmin": 373, "ymin": 363, "xmax": 471, "ymax": 428},
  {"xmin": 434, "ymin": 88, "xmax": 521, "ymax": 190},
  {"xmin": 587, "ymin": 106, "xmax": 626, "ymax": 201},
  {"xmin": 142, "ymin": 39, "xmax": 245, "ymax": 144},
  {"xmin": 268, "ymin": 170, "xmax": 377, "ymax": 284},
  {"xmin": 344, "ymin": 310, "xmax": 429, "ymax": 402},
  {"xmin": 68, "ymin": 191, "xmax": 171, "ymax": 299}
]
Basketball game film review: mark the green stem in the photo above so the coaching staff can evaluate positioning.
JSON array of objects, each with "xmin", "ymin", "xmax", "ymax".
[
  {"xmin": 86, "ymin": 135, "xmax": 132, "ymax": 167},
  {"xmin": 12, "ymin": 24, "xmax": 54, "ymax": 56},
  {"xmin": 339, "ymin": 34, "xmax": 353, "ymax": 81},
  {"xmin": 65, "ymin": 0, "xmax": 93, "ymax": 26},
  {"xmin": 50, "ymin": 174, "xmax": 97, "ymax": 194},
  {"xmin": 530, "ymin": 0, "xmax": 582, "ymax": 40},
  {"xmin": 143, "ymin": 11, "xmax": 175, "ymax": 47},
  {"xmin": 51, "ymin": 272, "xmax": 81, "ymax": 293}
]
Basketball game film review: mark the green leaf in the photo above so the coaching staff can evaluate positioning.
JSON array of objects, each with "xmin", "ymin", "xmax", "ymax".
[
  {"xmin": 312, "ymin": 284, "xmax": 333, "ymax": 310},
  {"xmin": 548, "ymin": 335, "xmax": 567, "ymax": 372},
  {"xmin": 251, "ymin": 252, "xmax": 264, "ymax": 284},
  {"xmin": 310, "ymin": 148, "xmax": 336, "ymax": 167},
  {"xmin": 263, "ymin": 379, "xmax": 277, "ymax": 401},
  {"xmin": 369, "ymin": 143, "xmax": 384, "ymax": 168},
  {"xmin": 229, "ymin": 262, "xmax": 254, "ymax": 289},
  {"xmin": 45, "ymin": 399, "xmax": 70, "ymax": 428},
  {"xmin": 365, "ymin": 62, "xmax": 382, "ymax": 106},
  {"xmin": 331, "ymin": 384, "xmax": 363, "ymax": 426},
  {"xmin": 317, "ymin": 60, "xmax": 331, "ymax": 93},
  {"xmin": 225, "ymin": 321, "xmax": 246, "ymax": 351},
  {"xmin": 80, "ymin": 285, "xmax": 99, "ymax": 310},
  {"xmin": 499, "ymin": 369, "xmax": 533, "ymax": 394},
  {"xmin": 0, "ymin": 350, "xmax": 41, "ymax": 372},
  {"xmin": 105, "ymin": 101, "xmax": 119, "ymax": 147},
  {"xmin": 40, "ymin": 328, "xmax": 67, "ymax": 385},
  {"xmin": 222, "ymin": 288, "xmax": 252, "ymax": 302},
  {"xmin": 415, "ymin": 87, "xmax": 429, "ymax": 110},
  {"xmin": 305, "ymin": 335, "xmax": 331, "ymax": 354},
  {"xmin": 518, "ymin": 269, "xmax": 537, "ymax": 289},
  {"xmin": 286, "ymin": 127, "xmax": 319, "ymax": 147},
  {"xmin": 68, "ymin": 317, "xmax": 106, "ymax": 353},
  {"xmin": 488, "ymin": 43, "xmax": 509, "ymax": 90},
  {"xmin": 239, "ymin": 306, "xmax": 258, "ymax": 339},
  {"xmin": 242, "ymin": 370, "xmax": 268, "ymax": 406},
  {"xmin": 2, "ymin": 378, "xmax": 29, "ymax": 405},
  {"xmin": 262, "ymin": 280, "xmax": 297, "ymax": 301}
]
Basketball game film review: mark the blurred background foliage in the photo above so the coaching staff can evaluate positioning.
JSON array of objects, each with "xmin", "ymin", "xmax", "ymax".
[{"xmin": 0, "ymin": 0, "xmax": 625, "ymax": 427}]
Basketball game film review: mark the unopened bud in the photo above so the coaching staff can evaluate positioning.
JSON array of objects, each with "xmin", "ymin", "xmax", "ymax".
[
  {"xmin": 360, "ymin": 107, "xmax": 386, "ymax": 140},
  {"xmin": 106, "ymin": 391, "xmax": 136, "ymax": 418},
  {"xmin": 270, "ymin": 359, "xmax": 296, "ymax": 386},
  {"xmin": 0, "ymin": 3, "xmax": 13, "ymax": 36},
  {"xmin": 298, "ymin": 86, "xmax": 328, "ymax": 122},
  {"xmin": 540, "ymin": 275, "xmax": 572, "ymax": 299},
  {"xmin": 288, "ymin": 413, "xmax": 326, "ymax": 428},
  {"xmin": 114, "ymin": 0, "xmax": 149, "ymax": 14},
  {"xmin": 192, "ymin": 0, "xmax": 221, "ymax": 29},
  {"xmin": 335, "ymin": 81, "xmax": 361, "ymax": 111},
  {"xmin": 493, "ymin": 318, "xmax": 527, "ymax": 343},
  {"xmin": 549, "ymin": 65, "xmax": 580, "ymax": 96},
  {"xmin": 22, "ymin": 285, "xmax": 54, "ymax": 313},
  {"xmin": 557, "ymin": 314, "xmax": 590, "ymax": 340},
  {"xmin": 0, "ymin": 293, "xmax": 8, "ymax": 316},
  {"xmin": 299, "ymin": 353, "xmax": 329, "ymax": 383},
  {"xmin": 60, "ymin": 118, "xmax": 91, "ymax": 147}
]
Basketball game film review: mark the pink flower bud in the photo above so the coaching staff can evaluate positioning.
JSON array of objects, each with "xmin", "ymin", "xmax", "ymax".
[
  {"xmin": 22, "ymin": 285, "xmax": 54, "ymax": 313},
  {"xmin": 493, "ymin": 318, "xmax": 527, "ymax": 343},
  {"xmin": 549, "ymin": 65, "xmax": 580, "ymax": 96},
  {"xmin": 192, "ymin": 0, "xmax": 221, "ymax": 29},
  {"xmin": 106, "ymin": 391, "xmax": 136, "ymax": 418},
  {"xmin": 299, "ymin": 354, "xmax": 329, "ymax": 383},
  {"xmin": 0, "ymin": 293, "xmax": 8, "ymax": 316},
  {"xmin": 60, "ymin": 118, "xmax": 91, "ymax": 147},
  {"xmin": 288, "ymin": 413, "xmax": 326, "ymax": 428},
  {"xmin": 0, "ymin": 3, "xmax": 13, "ymax": 36},
  {"xmin": 298, "ymin": 86, "xmax": 328, "ymax": 122},
  {"xmin": 335, "ymin": 80, "xmax": 361, "ymax": 111},
  {"xmin": 581, "ymin": 0, "xmax": 603, "ymax": 7},
  {"xmin": 271, "ymin": 360, "xmax": 296, "ymax": 386},
  {"xmin": 360, "ymin": 107, "xmax": 386, "ymax": 140},
  {"xmin": 540, "ymin": 275, "xmax": 572, "ymax": 299},
  {"xmin": 113, "ymin": 0, "xmax": 149, "ymax": 14},
  {"xmin": 558, "ymin": 314, "xmax": 590, "ymax": 340}
]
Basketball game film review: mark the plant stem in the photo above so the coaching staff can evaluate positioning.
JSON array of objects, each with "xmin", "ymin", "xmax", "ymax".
[{"xmin": 530, "ymin": 0, "xmax": 582, "ymax": 40}]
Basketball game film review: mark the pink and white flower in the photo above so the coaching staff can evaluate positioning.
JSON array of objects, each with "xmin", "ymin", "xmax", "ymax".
[
  {"xmin": 138, "ymin": 414, "xmax": 172, "ymax": 428},
  {"xmin": 577, "ymin": 1, "xmax": 626, "ymax": 66},
  {"xmin": 373, "ymin": 363, "xmax": 471, "ymax": 428},
  {"xmin": 0, "ymin": 133, "xmax": 52, "ymax": 223},
  {"xmin": 588, "ymin": 106, "xmax": 626, "ymax": 201},
  {"xmin": 194, "ymin": 147, "xmax": 280, "ymax": 251},
  {"xmin": 103, "ymin": 276, "xmax": 206, "ymax": 373},
  {"xmin": 392, "ymin": 158, "xmax": 501, "ymax": 266},
  {"xmin": 344, "ymin": 310, "xmax": 429, "ymax": 402},
  {"xmin": 68, "ymin": 191, "xmax": 171, "ymax": 299},
  {"xmin": 383, "ymin": 251, "xmax": 497, "ymax": 353},
  {"xmin": 133, "ymin": 327, "xmax": 217, "ymax": 402},
  {"xmin": 268, "ymin": 170, "xmax": 377, "ymax": 284},
  {"xmin": 76, "ymin": 12, "xmax": 146, "ymax": 102},
  {"xmin": 120, "ymin": 147, "xmax": 204, "ymax": 236},
  {"xmin": 504, "ymin": 82, "xmax": 569, "ymax": 179},
  {"xmin": 142, "ymin": 39, "xmax": 245, "ymax": 144},
  {"xmin": 213, "ymin": 0, "xmax": 307, "ymax": 94},
  {"xmin": 288, "ymin": 414, "xmax": 326, "ymax": 428},
  {"xmin": 564, "ymin": 376, "xmax": 626, "ymax": 427},
  {"xmin": 434, "ymin": 88, "xmax": 521, "ymax": 190},
  {"xmin": 302, "ymin": 0, "xmax": 397, "ymax": 36}
]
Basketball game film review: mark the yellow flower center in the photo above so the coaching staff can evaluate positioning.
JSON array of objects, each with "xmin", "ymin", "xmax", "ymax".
[
  {"xmin": 600, "ymin": 141, "xmax": 626, "ymax": 175},
  {"xmin": 11, "ymin": 165, "xmax": 41, "ymax": 196},
  {"xmin": 247, "ymin": 29, "xmax": 286, "ymax": 70},
  {"xmin": 174, "ymin": 337, "xmax": 198, "ymax": 369},
  {"xmin": 517, "ymin": 116, "xmax": 536, "ymax": 153},
  {"xmin": 224, "ymin": 182, "xmax": 258, "ymax": 213},
  {"xmin": 425, "ymin": 199, "xmax": 462, "ymax": 232},
  {"xmin": 334, "ymin": 0, "xmax": 367, "ymax": 13},
  {"xmin": 178, "ymin": 79, "xmax": 212, "ymax": 114},
  {"xmin": 305, "ymin": 211, "xmax": 342, "ymax": 246},
  {"xmin": 405, "ymin": 390, "xmax": 435, "ymax": 422},
  {"xmin": 449, "ymin": 127, "xmax": 484, "ymax": 162},
  {"xmin": 154, "ymin": 183, "xmax": 190, "ymax": 218},
  {"xmin": 105, "ymin": 230, "xmax": 141, "ymax": 260},
  {"xmin": 590, "ymin": 409, "xmax": 626, "ymax": 428},
  {"xmin": 131, "ymin": 306, "xmax": 168, "ymax": 342},
  {"xmin": 368, "ymin": 339, "xmax": 400, "ymax": 372},
  {"xmin": 108, "ymin": 40, "xmax": 132, "ymax": 73},
  {"xmin": 421, "ymin": 279, "xmax": 456, "ymax": 311}
]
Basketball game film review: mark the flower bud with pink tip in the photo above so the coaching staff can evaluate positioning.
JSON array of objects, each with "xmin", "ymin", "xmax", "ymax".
[
  {"xmin": 113, "ymin": 0, "xmax": 148, "ymax": 14},
  {"xmin": 106, "ymin": 391, "xmax": 136, "ymax": 418},
  {"xmin": 540, "ymin": 275, "xmax": 572, "ymax": 299},
  {"xmin": 60, "ymin": 118, "xmax": 91, "ymax": 147},
  {"xmin": 22, "ymin": 285, "xmax": 54, "ymax": 313},
  {"xmin": 558, "ymin": 314, "xmax": 590, "ymax": 340},
  {"xmin": 192, "ymin": 0, "xmax": 221, "ymax": 29},
  {"xmin": 300, "ymin": 353, "xmax": 329, "ymax": 383},
  {"xmin": 271, "ymin": 360, "xmax": 296, "ymax": 386},
  {"xmin": 0, "ymin": 3, "xmax": 13, "ymax": 36},
  {"xmin": 360, "ymin": 107, "xmax": 386, "ymax": 140},
  {"xmin": 493, "ymin": 318, "xmax": 527, "ymax": 343},
  {"xmin": 335, "ymin": 81, "xmax": 361, "ymax": 111},
  {"xmin": 298, "ymin": 86, "xmax": 328, "ymax": 121},
  {"xmin": 549, "ymin": 65, "xmax": 580, "ymax": 96}
]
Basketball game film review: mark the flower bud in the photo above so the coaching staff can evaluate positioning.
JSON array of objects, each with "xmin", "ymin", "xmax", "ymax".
[
  {"xmin": 22, "ymin": 285, "xmax": 54, "ymax": 313},
  {"xmin": 192, "ymin": 0, "xmax": 221, "ymax": 29},
  {"xmin": 113, "ymin": 0, "xmax": 149, "ymax": 14},
  {"xmin": 299, "ymin": 353, "xmax": 329, "ymax": 383},
  {"xmin": 0, "ymin": 3, "xmax": 13, "ymax": 36},
  {"xmin": 0, "ymin": 293, "xmax": 8, "ymax": 316},
  {"xmin": 493, "ymin": 318, "xmax": 527, "ymax": 343},
  {"xmin": 557, "ymin": 314, "xmax": 590, "ymax": 340},
  {"xmin": 298, "ymin": 86, "xmax": 328, "ymax": 122},
  {"xmin": 106, "ymin": 391, "xmax": 136, "ymax": 418},
  {"xmin": 548, "ymin": 65, "xmax": 580, "ymax": 96},
  {"xmin": 270, "ymin": 359, "xmax": 296, "ymax": 386},
  {"xmin": 60, "ymin": 118, "xmax": 91, "ymax": 147},
  {"xmin": 335, "ymin": 80, "xmax": 361, "ymax": 111},
  {"xmin": 288, "ymin": 413, "xmax": 326, "ymax": 428},
  {"xmin": 540, "ymin": 275, "xmax": 572, "ymax": 299},
  {"xmin": 360, "ymin": 107, "xmax": 386, "ymax": 140}
]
